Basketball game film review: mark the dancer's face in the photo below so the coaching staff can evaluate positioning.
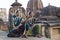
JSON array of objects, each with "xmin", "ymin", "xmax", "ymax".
[
  {"xmin": 29, "ymin": 12, "xmax": 34, "ymax": 18},
  {"xmin": 16, "ymin": 11, "xmax": 21, "ymax": 17}
]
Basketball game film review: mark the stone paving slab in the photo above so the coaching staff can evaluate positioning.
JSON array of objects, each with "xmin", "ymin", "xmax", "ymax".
[
  {"xmin": 0, "ymin": 30, "xmax": 51, "ymax": 40},
  {"xmin": 0, "ymin": 36, "xmax": 51, "ymax": 40}
]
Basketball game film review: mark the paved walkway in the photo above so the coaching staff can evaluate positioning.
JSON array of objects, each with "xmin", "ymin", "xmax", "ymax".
[
  {"xmin": 0, "ymin": 30, "xmax": 51, "ymax": 40},
  {"xmin": 0, "ymin": 36, "xmax": 51, "ymax": 40}
]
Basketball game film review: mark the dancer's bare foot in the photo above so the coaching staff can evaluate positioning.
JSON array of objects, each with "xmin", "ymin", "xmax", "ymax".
[{"xmin": 21, "ymin": 35, "xmax": 28, "ymax": 38}]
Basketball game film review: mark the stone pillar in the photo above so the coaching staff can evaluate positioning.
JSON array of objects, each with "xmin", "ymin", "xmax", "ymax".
[{"xmin": 42, "ymin": 26, "xmax": 45, "ymax": 37}]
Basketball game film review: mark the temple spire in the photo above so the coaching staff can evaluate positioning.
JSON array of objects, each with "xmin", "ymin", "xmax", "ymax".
[
  {"xmin": 15, "ymin": 0, "xmax": 17, "ymax": 2},
  {"xmin": 48, "ymin": 3, "xmax": 50, "ymax": 6}
]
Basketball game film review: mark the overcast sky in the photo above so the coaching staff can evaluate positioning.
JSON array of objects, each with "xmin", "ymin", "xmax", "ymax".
[{"xmin": 0, "ymin": 0, "xmax": 60, "ymax": 13}]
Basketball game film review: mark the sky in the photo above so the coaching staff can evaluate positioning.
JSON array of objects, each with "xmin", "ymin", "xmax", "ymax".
[
  {"xmin": 0, "ymin": 0, "xmax": 60, "ymax": 13},
  {"xmin": 42, "ymin": 0, "xmax": 60, "ymax": 7}
]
